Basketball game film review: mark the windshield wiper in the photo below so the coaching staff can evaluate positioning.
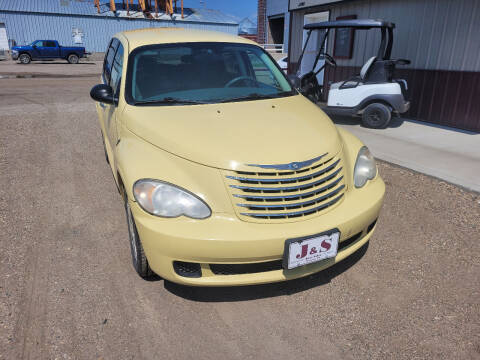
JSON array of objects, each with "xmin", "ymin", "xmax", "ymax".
[
  {"xmin": 219, "ymin": 92, "xmax": 292, "ymax": 103},
  {"xmin": 134, "ymin": 97, "xmax": 208, "ymax": 105}
]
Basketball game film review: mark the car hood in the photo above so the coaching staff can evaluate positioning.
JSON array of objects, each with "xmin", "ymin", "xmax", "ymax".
[{"xmin": 124, "ymin": 95, "xmax": 342, "ymax": 171}]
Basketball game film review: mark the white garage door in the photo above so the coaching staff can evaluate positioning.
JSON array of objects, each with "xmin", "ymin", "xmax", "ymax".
[{"xmin": 0, "ymin": 23, "xmax": 9, "ymax": 50}]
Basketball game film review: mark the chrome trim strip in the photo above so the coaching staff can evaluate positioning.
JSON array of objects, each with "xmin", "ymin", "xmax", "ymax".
[
  {"xmin": 246, "ymin": 153, "xmax": 328, "ymax": 171},
  {"xmin": 227, "ymin": 159, "xmax": 340, "ymax": 183},
  {"xmin": 237, "ymin": 184, "xmax": 345, "ymax": 209},
  {"xmin": 229, "ymin": 167, "xmax": 342, "ymax": 192},
  {"xmin": 240, "ymin": 193, "xmax": 344, "ymax": 218},
  {"xmin": 233, "ymin": 175, "xmax": 344, "ymax": 200}
]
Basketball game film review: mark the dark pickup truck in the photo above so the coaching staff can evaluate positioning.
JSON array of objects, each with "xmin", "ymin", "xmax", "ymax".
[{"xmin": 11, "ymin": 40, "xmax": 89, "ymax": 64}]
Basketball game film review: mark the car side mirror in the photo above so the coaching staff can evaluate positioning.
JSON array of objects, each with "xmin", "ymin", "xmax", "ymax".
[
  {"xmin": 90, "ymin": 84, "xmax": 117, "ymax": 105},
  {"xmin": 288, "ymin": 74, "xmax": 301, "ymax": 89},
  {"xmin": 32, "ymin": 44, "xmax": 37, "ymax": 48}
]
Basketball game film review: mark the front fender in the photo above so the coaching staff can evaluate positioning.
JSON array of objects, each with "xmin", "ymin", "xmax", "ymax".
[{"xmin": 115, "ymin": 128, "xmax": 233, "ymax": 214}]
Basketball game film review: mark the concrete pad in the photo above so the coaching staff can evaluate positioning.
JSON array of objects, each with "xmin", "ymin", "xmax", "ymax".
[{"xmin": 334, "ymin": 116, "xmax": 480, "ymax": 193}]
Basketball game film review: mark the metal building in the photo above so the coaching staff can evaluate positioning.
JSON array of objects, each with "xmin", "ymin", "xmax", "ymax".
[
  {"xmin": 260, "ymin": 0, "xmax": 480, "ymax": 132},
  {"xmin": 264, "ymin": 0, "xmax": 289, "ymax": 53},
  {"xmin": 0, "ymin": 0, "xmax": 239, "ymax": 53}
]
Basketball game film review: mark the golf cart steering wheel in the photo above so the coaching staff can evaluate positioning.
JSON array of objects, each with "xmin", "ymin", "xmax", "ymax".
[
  {"xmin": 225, "ymin": 76, "xmax": 259, "ymax": 88},
  {"xmin": 323, "ymin": 54, "xmax": 337, "ymax": 68}
]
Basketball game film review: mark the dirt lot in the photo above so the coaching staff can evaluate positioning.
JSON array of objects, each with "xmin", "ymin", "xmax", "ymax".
[
  {"xmin": 0, "ymin": 74, "xmax": 479, "ymax": 360},
  {"xmin": 0, "ymin": 59, "xmax": 102, "ymax": 77}
]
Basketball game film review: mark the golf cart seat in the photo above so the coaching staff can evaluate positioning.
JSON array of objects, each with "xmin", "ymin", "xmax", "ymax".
[
  {"xmin": 331, "ymin": 55, "xmax": 401, "ymax": 92},
  {"xmin": 329, "ymin": 56, "xmax": 378, "ymax": 90},
  {"xmin": 360, "ymin": 56, "xmax": 377, "ymax": 80}
]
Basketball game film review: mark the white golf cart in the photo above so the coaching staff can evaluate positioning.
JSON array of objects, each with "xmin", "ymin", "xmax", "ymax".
[{"xmin": 293, "ymin": 19, "xmax": 410, "ymax": 128}]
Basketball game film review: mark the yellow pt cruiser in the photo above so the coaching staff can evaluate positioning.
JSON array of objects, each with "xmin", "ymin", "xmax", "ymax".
[{"xmin": 90, "ymin": 28, "xmax": 385, "ymax": 286}]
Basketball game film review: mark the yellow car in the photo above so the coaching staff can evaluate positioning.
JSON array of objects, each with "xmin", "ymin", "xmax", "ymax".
[{"xmin": 90, "ymin": 28, "xmax": 385, "ymax": 286}]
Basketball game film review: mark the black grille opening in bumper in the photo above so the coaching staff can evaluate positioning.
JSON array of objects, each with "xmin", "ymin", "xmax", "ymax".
[
  {"xmin": 367, "ymin": 218, "xmax": 378, "ymax": 233},
  {"xmin": 173, "ymin": 261, "xmax": 202, "ymax": 278},
  {"xmin": 175, "ymin": 225, "xmax": 376, "ymax": 278},
  {"xmin": 338, "ymin": 232, "xmax": 363, "ymax": 251},
  {"xmin": 210, "ymin": 260, "xmax": 283, "ymax": 275},
  {"xmin": 210, "ymin": 232, "xmax": 370, "ymax": 276}
]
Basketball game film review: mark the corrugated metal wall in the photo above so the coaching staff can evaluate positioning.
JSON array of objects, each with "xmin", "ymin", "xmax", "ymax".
[
  {"xmin": 328, "ymin": 0, "xmax": 480, "ymax": 72},
  {"xmin": 288, "ymin": 0, "xmax": 480, "ymax": 132},
  {"xmin": 0, "ymin": 11, "xmax": 238, "ymax": 52},
  {"xmin": 289, "ymin": 10, "xmax": 305, "ymax": 64},
  {"xmin": 290, "ymin": 0, "xmax": 480, "ymax": 72}
]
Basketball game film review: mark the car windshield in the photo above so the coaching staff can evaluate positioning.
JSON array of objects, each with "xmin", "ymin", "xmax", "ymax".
[{"xmin": 126, "ymin": 42, "xmax": 295, "ymax": 105}]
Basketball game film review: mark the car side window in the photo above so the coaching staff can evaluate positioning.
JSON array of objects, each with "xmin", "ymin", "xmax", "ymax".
[
  {"xmin": 35, "ymin": 41, "xmax": 44, "ymax": 47},
  {"xmin": 110, "ymin": 43, "xmax": 124, "ymax": 96},
  {"xmin": 103, "ymin": 38, "xmax": 120, "ymax": 84},
  {"xmin": 46, "ymin": 41, "xmax": 56, "ymax": 47}
]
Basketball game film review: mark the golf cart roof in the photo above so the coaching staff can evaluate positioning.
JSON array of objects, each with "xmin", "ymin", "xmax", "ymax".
[
  {"xmin": 304, "ymin": 19, "xmax": 395, "ymax": 30},
  {"xmin": 297, "ymin": 18, "xmax": 397, "ymax": 74}
]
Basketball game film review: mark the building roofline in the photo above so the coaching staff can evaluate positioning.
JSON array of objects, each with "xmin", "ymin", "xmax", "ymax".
[{"xmin": 0, "ymin": 8, "xmax": 238, "ymax": 27}]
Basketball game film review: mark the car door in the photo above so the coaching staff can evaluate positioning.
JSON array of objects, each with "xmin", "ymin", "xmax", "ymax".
[
  {"xmin": 44, "ymin": 41, "xmax": 58, "ymax": 58},
  {"xmin": 101, "ymin": 38, "xmax": 123, "ymax": 170},
  {"xmin": 36, "ymin": 40, "xmax": 53, "ymax": 59},
  {"xmin": 31, "ymin": 40, "xmax": 44, "ymax": 59}
]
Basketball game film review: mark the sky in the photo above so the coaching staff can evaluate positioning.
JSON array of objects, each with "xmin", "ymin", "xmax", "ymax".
[{"xmin": 182, "ymin": 0, "xmax": 257, "ymax": 20}]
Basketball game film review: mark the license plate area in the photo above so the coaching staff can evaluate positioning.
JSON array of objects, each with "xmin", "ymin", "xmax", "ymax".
[{"xmin": 283, "ymin": 229, "xmax": 340, "ymax": 270}]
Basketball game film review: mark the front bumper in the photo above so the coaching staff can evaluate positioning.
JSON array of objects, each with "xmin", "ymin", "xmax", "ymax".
[
  {"xmin": 130, "ymin": 177, "xmax": 385, "ymax": 286},
  {"xmin": 11, "ymin": 52, "xmax": 19, "ymax": 60}
]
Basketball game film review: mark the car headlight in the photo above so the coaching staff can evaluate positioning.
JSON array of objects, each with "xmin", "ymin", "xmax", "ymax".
[
  {"xmin": 133, "ymin": 179, "xmax": 211, "ymax": 219},
  {"xmin": 353, "ymin": 146, "xmax": 377, "ymax": 188},
  {"xmin": 11, "ymin": 50, "xmax": 18, "ymax": 54}
]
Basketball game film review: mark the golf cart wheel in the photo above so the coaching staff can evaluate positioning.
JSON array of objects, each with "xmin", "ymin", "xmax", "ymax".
[
  {"xmin": 67, "ymin": 54, "xmax": 79, "ymax": 64},
  {"xmin": 19, "ymin": 54, "xmax": 31, "ymax": 64},
  {"xmin": 362, "ymin": 103, "xmax": 392, "ymax": 129},
  {"xmin": 122, "ymin": 189, "xmax": 154, "ymax": 279}
]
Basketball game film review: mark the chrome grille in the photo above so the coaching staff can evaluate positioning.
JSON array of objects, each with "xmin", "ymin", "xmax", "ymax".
[{"xmin": 224, "ymin": 153, "xmax": 346, "ymax": 222}]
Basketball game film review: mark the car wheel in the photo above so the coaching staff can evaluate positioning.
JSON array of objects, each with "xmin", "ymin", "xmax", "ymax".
[
  {"xmin": 362, "ymin": 103, "xmax": 392, "ymax": 129},
  {"xmin": 101, "ymin": 133, "xmax": 109, "ymax": 164},
  {"xmin": 67, "ymin": 54, "xmax": 79, "ymax": 64},
  {"xmin": 123, "ymin": 189, "xmax": 154, "ymax": 279},
  {"xmin": 19, "ymin": 54, "xmax": 31, "ymax": 64}
]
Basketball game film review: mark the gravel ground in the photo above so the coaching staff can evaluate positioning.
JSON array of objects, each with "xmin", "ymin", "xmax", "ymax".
[
  {"xmin": 0, "ymin": 76, "xmax": 479, "ymax": 360},
  {"xmin": 0, "ymin": 60, "xmax": 102, "ymax": 77}
]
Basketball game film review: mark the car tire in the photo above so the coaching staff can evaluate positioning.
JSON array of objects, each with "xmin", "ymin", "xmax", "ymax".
[
  {"xmin": 361, "ymin": 103, "xmax": 392, "ymax": 129},
  {"xmin": 67, "ymin": 54, "xmax": 79, "ymax": 64},
  {"xmin": 122, "ymin": 189, "xmax": 154, "ymax": 279},
  {"xmin": 101, "ymin": 133, "xmax": 109, "ymax": 164},
  {"xmin": 19, "ymin": 54, "xmax": 31, "ymax": 64}
]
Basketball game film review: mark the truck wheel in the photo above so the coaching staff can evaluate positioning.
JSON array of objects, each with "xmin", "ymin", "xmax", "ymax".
[
  {"xmin": 122, "ymin": 189, "xmax": 154, "ymax": 279},
  {"xmin": 67, "ymin": 54, "xmax": 79, "ymax": 64},
  {"xmin": 362, "ymin": 103, "xmax": 392, "ymax": 129},
  {"xmin": 19, "ymin": 54, "xmax": 31, "ymax": 64}
]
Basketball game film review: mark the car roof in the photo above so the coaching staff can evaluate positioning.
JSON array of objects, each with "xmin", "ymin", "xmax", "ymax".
[{"xmin": 117, "ymin": 28, "xmax": 257, "ymax": 51}]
